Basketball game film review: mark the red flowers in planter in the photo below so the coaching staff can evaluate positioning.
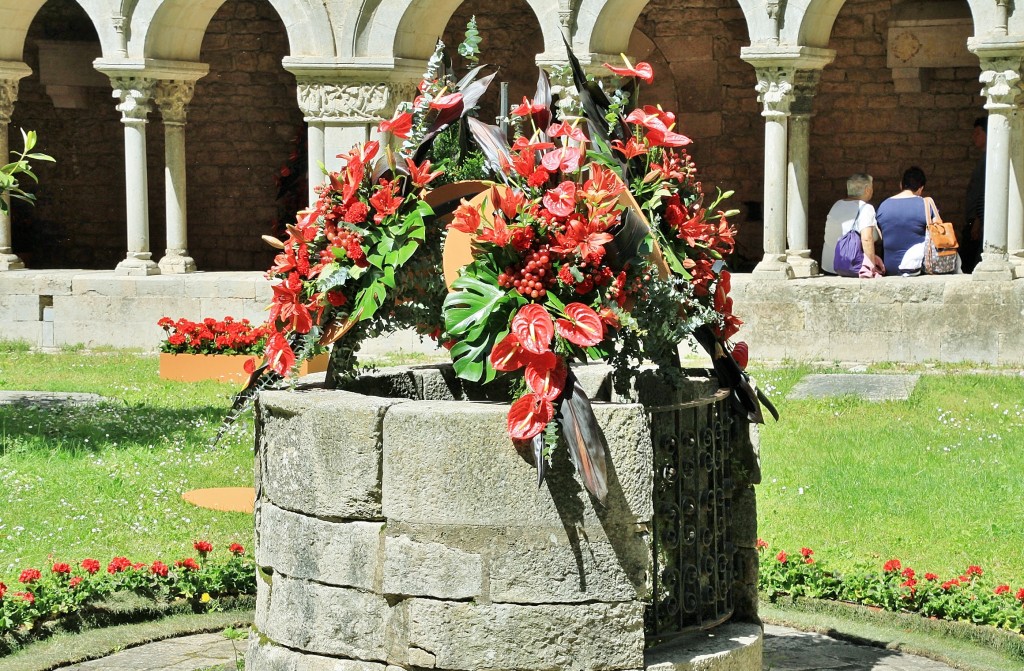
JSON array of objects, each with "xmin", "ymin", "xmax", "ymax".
[{"xmin": 158, "ymin": 317, "xmax": 266, "ymax": 356}]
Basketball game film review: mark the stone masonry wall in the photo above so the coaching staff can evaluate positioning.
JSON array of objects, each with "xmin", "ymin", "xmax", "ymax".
[{"xmin": 248, "ymin": 365, "xmax": 760, "ymax": 670}]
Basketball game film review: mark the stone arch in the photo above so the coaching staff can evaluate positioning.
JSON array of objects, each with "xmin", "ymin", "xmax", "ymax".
[
  {"xmin": 0, "ymin": 0, "xmax": 115, "ymax": 61},
  {"xmin": 128, "ymin": 0, "xmax": 336, "ymax": 60},
  {"xmin": 355, "ymin": 0, "xmax": 560, "ymax": 61},
  {"xmin": 576, "ymin": 0, "xmax": 649, "ymax": 55}
]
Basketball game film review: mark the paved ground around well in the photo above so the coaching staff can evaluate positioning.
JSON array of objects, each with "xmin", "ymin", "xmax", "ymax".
[
  {"xmin": 54, "ymin": 625, "xmax": 962, "ymax": 670},
  {"xmin": 786, "ymin": 374, "xmax": 921, "ymax": 402}
]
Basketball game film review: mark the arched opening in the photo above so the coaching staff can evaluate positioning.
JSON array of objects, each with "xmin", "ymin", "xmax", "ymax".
[
  {"xmin": 630, "ymin": 0, "xmax": 761, "ymax": 269},
  {"xmin": 807, "ymin": 0, "xmax": 980, "ymax": 268},
  {"xmin": 185, "ymin": 0, "xmax": 305, "ymax": 271},
  {"xmin": 441, "ymin": 1, "xmax": 546, "ymax": 123},
  {"xmin": 10, "ymin": 0, "xmax": 120, "ymax": 269}
]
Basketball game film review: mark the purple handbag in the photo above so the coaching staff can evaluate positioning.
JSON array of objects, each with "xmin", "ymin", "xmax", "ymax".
[{"xmin": 832, "ymin": 204, "xmax": 864, "ymax": 277}]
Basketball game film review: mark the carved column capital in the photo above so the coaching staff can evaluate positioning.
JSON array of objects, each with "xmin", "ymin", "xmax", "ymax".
[
  {"xmin": 979, "ymin": 57, "xmax": 1024, "ymax": 111},
  {"xmin": 154, "ymin": 80, "xmax": 196, "ymax": 124},
  {"xmin": 110, "ymin": 77, "xmax": 155, "ymax": 122},
  {"xmin": 754, "ymin": 66, "xmax": 795, "ymax": 118},
  {"xmin": 0, "ymin": 80, "xmax": 18, "ymax": 123},
  {"xmin": 295, "ymin": 80, "xmax": 416, "ymax": 123}
]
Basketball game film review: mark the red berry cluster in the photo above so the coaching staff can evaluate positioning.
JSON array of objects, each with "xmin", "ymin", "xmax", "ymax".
[
  {"xmin": 499, "ymin": 247, "xmax": 557, "ymax": 299},
  {"xmin": 331, "ymin": 227, "xmax": 367, "ymax": 266}
]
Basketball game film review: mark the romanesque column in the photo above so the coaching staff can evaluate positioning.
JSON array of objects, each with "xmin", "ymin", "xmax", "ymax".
[
  {"xmin": 785, "ymin": 70, "xmax": 822, "ymax": 277},
  {"xmin": 972, "ymin": 56, "xmax": 1022, "ymax": 281},
  {"xmin": 752, "ymin": 66, "xmax": 795, "ymax": 279},
  {"xmin": 1008, "ymin": 106, "xmax": 1024, "ymax": 271},
  {"xmin": 0, "ymin": 63, "xmax": 31, "ymax": 271},
  {"xmin": 110, "ymin": 77, "xmax": 159, "ymax": 276},
  {"xmin": 155, "ymin": 80, "xmax": 197, "ymax": 273}
]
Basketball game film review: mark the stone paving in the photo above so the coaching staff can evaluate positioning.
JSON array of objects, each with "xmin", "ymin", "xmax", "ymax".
[
  {"xmin": 53, "ymin": 625, "xmax": 962, "ymax": 670},
  {"xmin": 786, "ymin": 374, "xmax": 921, "ymax": 402},
  {"xmin": 0, "ymin": 391, "xmax": 108, "ymax": 407}
]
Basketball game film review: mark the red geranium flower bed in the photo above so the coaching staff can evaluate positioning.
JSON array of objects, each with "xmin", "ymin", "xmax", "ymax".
[{"xmin": 157, "ymin": 317, "xmax": 266, "ymax": 355}]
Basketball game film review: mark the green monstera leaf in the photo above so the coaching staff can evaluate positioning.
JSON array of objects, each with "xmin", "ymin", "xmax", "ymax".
[{"xmin": 443, "ymin": 265, "xmax": 523, "ymax": 382}]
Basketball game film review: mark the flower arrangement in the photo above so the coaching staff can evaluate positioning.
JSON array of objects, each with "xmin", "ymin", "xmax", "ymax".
[
  {"xmin": 235, "ymin": 28, "xmax": 774, "ymax": 492},
  {"xmin": 157, "ymin": 317, "xmax": 266, "ymax": 355},
  {"xmin": 758, "ymin": 541, "xmax": 1024, "ymax": 633},
  {"xmin": 0, "ymin": 541, "xmax": 253, "ymax": 648}
]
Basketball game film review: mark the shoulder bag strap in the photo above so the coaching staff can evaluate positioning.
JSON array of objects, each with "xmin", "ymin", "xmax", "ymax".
[{"xmin": 923, "ymin": 196, "xmax": 939, "ymax": 224}]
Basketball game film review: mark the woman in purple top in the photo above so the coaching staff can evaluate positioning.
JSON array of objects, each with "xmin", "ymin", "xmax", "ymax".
[{"xmin": 875, "ymin": 166, "xmax": 931, "ymax": 276}]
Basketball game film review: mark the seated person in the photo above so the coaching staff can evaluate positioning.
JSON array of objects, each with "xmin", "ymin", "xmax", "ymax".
[
  {"xmin": 876, "ymin": 166, "xmax": 931, "ymax": 276},
  {"xmin": 821, "ymin": 173, "xmax": 881, "ymax": 275}
]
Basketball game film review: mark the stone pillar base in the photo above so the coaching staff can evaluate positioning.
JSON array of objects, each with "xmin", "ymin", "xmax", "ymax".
[
  {"xmin": 158, "ymin": 250, "xmax": 197, "ymax": 273},
  {"xmin": 645, "ymin": 622, "xmax": 763, "ymax": 670},
  {"xmin": 785, "ymin": 250, "xmax": 819, "ymax": 278},
  {"xmin": 114, "ymin": 253, "xmax": 160, "ymax": 276},
  {"xmin": 972, "ymin": 254, "xmax": 1014, "ymax": 281},
  {"xmin": 751, "ymin": 254, "xmax": 794, "ymax": 279},
  {"xmin": 1009, "ymin": 250, "xmax": 1024, "ymax": 278},
  {"xmin": 0, "ymin": 251, "xmax": 25, "ymax": 271}
]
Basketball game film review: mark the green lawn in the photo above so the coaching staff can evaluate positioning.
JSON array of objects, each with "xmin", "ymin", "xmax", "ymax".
[
  {"xmin": 754, "ymin": 363, "xmax": 1024, "ymax": 584},
  {"xmin": 0, "ymin": 345, "xmax": 254, "ymax": 576}
]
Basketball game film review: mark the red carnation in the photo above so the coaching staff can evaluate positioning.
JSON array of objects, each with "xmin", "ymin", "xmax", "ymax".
[
  {"xmin": 151, "ymin": 561, "xmax": 170, "ymax": 578},
  {"xmin": 107, "ymin": 556, "xmax": 132, "ymax": 574},
  {"xmin": 81, "ymin": 559, "xmax": 100, "ymax": 574},
  {"xmin": 966, "ymin": 565, "xmax": 983, "ymax": 577},
  {"xmin": 52, "ymin": 563, "xmax": 71, "ymax": 575},
  {"xmin": 924, "ymin": 573, "xmax": 939, "ymax": 581},
  {"xmin": 995, "ymin": 584, "xmax": 1011, "ymax": 595},
  {"xmin": 193, "ymin": 540, "xmax": 213, "ymax": 556},
  {"xmin": 175, "ymin": 558, "xmax": 200, "ymax": 571},
  {"xmin": 776, "ymin": 551, "xmax": 788, "ymax": 564},
  {"xmin": 229, "ymin": 543, "xmax": 245, "ymax": 556},
  {"xmin": 883, "ymin": 558, "xmax": 902, "ymax": 573}
]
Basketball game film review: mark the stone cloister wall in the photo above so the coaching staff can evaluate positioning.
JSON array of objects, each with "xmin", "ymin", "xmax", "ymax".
[
  {"xmin": 10, "ymin": 0, "xmax": 300, "ymax": 271},
  {"xmin": 3, "ymin": 0, "xmax": 990, "ymax": 273}
]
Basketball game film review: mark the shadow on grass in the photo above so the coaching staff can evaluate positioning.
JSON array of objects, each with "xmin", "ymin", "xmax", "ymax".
[{"xmin": 0, "ymin": 401, "xmax": 246, "ymax": 456}]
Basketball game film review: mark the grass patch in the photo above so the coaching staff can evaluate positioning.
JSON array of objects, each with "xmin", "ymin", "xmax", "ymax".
[
  {"xmin": 0, "ymin": 351, "xmax": 253, "ymax": 575},
  {"xmin": 753, "ymin": 363, "xmax": 1024, "ymax": 582}
]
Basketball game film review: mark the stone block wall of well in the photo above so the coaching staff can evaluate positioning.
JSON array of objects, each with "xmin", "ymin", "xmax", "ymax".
[{"xmin": 248, "ymin": 366, "xmax": 761, "ymax": 670}]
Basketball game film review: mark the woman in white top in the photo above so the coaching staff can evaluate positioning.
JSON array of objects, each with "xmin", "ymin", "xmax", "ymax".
[{"xmin": 821, "ymin": 173, "xmax": 882, "ymax": 275}]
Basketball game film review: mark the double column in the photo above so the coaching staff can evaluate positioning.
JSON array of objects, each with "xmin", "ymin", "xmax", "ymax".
[
  {"xmin": 0, "ymin": 62, "xmax": 32, "ymax": 271},
  {"xmin": 285, "ymin": 60, "xmax": 421, "ymax": 206},
  {"xmin": 741, "ymin": 47, "xmax": 834, "ymax": 280},
  {"xmin": 96, "ymin": 60, "xmax": 207, "ymax": 275},
  {"xmin": 969, "ymin": 44, "xmax": 1024, "ymax": 281}
]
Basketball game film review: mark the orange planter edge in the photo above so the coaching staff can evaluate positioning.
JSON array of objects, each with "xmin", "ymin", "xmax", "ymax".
[{"xmin": 159, "ymin": 352, "xmax": 328, "ymax": 384}]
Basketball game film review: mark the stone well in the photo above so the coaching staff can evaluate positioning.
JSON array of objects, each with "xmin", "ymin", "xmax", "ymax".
[{"xmin": 247, "ymin": 364, "xmax": 763, "ymax": 670}]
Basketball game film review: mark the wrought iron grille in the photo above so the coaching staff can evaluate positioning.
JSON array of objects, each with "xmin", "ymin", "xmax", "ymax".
[{"xmin": 645, "ymin": 389, "xmax": 737, "ymax": 644}]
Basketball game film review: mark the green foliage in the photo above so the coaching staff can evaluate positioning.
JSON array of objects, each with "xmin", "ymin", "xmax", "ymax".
[
  {"xmin": 457, "ymin": 16, "xmax": 482, "ymax": 63},
  {"xmin": 443, "ymin": 264, "xmax": 524, "ymax": 383},
  {"xmin": 0, "ymin": 129, "xmax": 55, "ymax": 215}
]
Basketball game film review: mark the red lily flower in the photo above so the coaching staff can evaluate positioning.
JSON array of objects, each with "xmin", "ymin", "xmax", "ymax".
[
  {"xmin": 269, "ymin": 272, "xmax": 314, "ymax": 334},
  {"xmin": 477, "ymin": 215, "xmax": 513, "ymax": 247},
  {"xmin": 610, "ymin": 137, "xmax": 649, "ymax": 160},
  {"xmin": 378, "ymin": 111, "xmax": 413, "ymax": 139},
  {"xmin": 511, "ymin": 304, "xmax": 554, "ymax": 354},
  {"xmin": 555, "ymin": 303, "xmax": 605, "ymax": 347},
  {"xmin": 405, "ymin": 158, "xmax": 443, "ymax": 187},
  {"xmin": 507, "ymin": 392, "xmax": 554, "ymax": 440},
  {"xmin": 449, "ymin": 200, "xmax": 481, "ymax": 233},
  {"xmin": 369, "ymin": 180, "xmax": 402, "ymax": 223},
  {"xmin": 551, "ymin": 216, "xmax": 613, "ymax": 264},
  {"xmin": 603, "ymin": 58, "xmax": 654, "ymax": 84}
]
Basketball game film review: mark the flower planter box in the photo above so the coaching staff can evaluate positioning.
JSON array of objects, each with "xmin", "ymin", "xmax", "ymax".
[
  {"xmin": 158, "ymin": 352, "xmax": 328, "ymax": 384},
  {"xmin": 248, "ymin": 364, "xmax": 763, "ymax": 670}
]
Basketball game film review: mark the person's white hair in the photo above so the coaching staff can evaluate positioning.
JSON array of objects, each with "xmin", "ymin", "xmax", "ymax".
[{"xmin": 846, "ymin": 173, "xmax": 872, "ymax": 198}]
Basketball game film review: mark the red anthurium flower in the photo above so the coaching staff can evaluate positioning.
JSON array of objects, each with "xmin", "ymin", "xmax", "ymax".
[
  {"xmin": 646, "ymin": 127, "xmax": 692, "ymax": 148},
  {"xmin": 731, "ymin": 342, "xmax": 748, "ymax": 370},
  {"xmin": 540, "ymin": 146, "xmax": 583, "ymax": 173},
  {"xmin": 490, "ymin": 332, "xmax": 530, "ymax": 371},
  {"xmin": 525, "ymin": 353, "xmax": 567, "ymax": 401},
  {"xmin": 511, "ymin": 136, "xmax": 555, "ymax": 152},
  {"xmin": 449, "ymin": 200, "xmax": 481, "ymax": 233},
  {"xmin": 626, "ymin": 105, "xmax": 675, "ymax": 129},
  {"xmin": 507, "ymin": 392, "xmax": 555, "ymax": 440},
  {"xmin": 543, "ymin": 181, "xmax": 577, "ymax": 218},
  {"xmin": 378, "ymin": 111, "xmax": 413, "ymax": 138},
  {"xmin": 243, "ymin": 357, "xmax": 258, "ymax": 375},
  {"xmin": 547, "ymin": 121, "xmax": 587, "ymax": 142},
  {"xmin": 511, "ymin": 304, "xmax": 554, "ymax": 354},
  {"xmin": 428, "ymin": 91, "xmax": 465, "ymax": 128},
  {"xmin": 265, "ymin": 331, "xmax": 296, "ymax": 375},
  {"xmin": 610, "ymin": 137, "xmax": 649, "ymax": 160},
  {"xmin": 555, "ymin": 303, "xmax": 604, "ymax": 347},
  {"xmin": 405, "ymin": 158, "xmax": 443, "ymax": 187},
  {"xmin": 603, "ymin": 57, "xmax": 654, "ymax": 84}
]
